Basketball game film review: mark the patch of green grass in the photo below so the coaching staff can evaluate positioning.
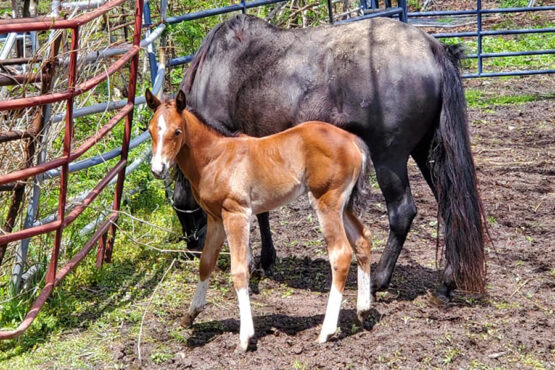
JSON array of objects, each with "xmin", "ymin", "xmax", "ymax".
[
  {"xmin": 442, "ymin": 346, "xmax": 460, "ymax": 365},
  {"xmin": 150, "ymin": 350, "xmax": 172, "ymax": 365},
  {"xmin": 499, "ymin": 0, "xmax": 528, "ymax": 8},
  {"xmin": 465, "ymin": 89, "xmax": 554, "ymax": 108},
  {"xmin": 292, "ymin": 359, "xmax": 308, "ymax": 370}
]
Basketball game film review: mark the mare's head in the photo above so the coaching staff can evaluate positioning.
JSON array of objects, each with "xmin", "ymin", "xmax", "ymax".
[{"xmin": 145, "ymin": 89, "xmax": 188, "ymax": 179}]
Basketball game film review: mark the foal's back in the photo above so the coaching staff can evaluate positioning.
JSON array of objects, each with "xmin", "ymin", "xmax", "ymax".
[{"xmin": 234, "ymin": 121, "xmax": 365, "ymax": 213}]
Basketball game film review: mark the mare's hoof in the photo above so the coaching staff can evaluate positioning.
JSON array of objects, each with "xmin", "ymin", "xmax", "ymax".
[
  {"xmin": 260, "ymin": 248, "xmax": 277, "ymax": 273},
  {"xmin": 429, "ymin": 291, "xmax": 451, "ymax": 307},
  {"xmin": 248, "ymin": 257, "xmax": 260, "ymax": 275},
  {"xmin": 433, "ymin": 284, "xmax": 453, "ymax": 305},
  {"xmin": 356, "ymin": 309, "xmax": 371, "ymax": 326},
  {"xmin": 181, "ymin": 313, "xmax": 196, "ymax": 328}
]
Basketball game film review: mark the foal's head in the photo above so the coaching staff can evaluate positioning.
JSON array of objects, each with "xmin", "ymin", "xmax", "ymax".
[{"xmin": 145, "ymin": 89, "xmax": 188, "ymax": 179}]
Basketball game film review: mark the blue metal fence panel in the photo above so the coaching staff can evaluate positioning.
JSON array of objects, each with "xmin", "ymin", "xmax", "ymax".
[
  {"xmin": 408, "ymin": 3, "xmax": 554, "ymax": 77},
  {"xmin": 165, "ymin": 1, "xmax": 553, "ymax": 78}
]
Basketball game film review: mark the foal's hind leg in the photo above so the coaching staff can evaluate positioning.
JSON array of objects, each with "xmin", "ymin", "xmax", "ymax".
[
  {"xmin": 313, "ymin": 193, "xmax": 353, "ymax": 343},
  {"xmin": 344, "ymin": 209, "xmax": 372, "ymax": 323},
  {"xmin": 183, "ymin": 218, "xmax": 225, "ymax": 327}
]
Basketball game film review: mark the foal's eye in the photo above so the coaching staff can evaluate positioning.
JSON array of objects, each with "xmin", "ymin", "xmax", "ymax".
[{"xmin": 175, "ymin": 129, "xmax": 182, "ymax": 137}]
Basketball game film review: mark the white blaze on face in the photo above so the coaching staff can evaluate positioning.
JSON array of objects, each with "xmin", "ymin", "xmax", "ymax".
[{"xmin": 151, "ymin": 114, "xmax": 168, "ymax": 176}]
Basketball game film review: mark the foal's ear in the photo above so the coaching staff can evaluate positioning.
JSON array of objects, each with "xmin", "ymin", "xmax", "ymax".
[
  {"xmin": 145, "ymin": 89, "xmax": 161, "ymax": 111},
  {"xmin": 176, "ymin": 90, "xmax": 187, "ymax": 112}
]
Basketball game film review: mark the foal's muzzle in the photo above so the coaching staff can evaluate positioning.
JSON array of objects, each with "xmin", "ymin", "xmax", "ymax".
[{"xmin": 151, "ymin": 161, "xmax": 169, "ymax": 179}]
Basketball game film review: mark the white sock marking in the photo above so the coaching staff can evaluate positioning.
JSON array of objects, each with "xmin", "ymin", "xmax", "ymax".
[
  {"xmin": 236, "ymin": 287, "xmax": 254, "ymax": 351},
  {"xmin": 319, "ymin": 284, "xmax": 343, "ymax": 343},
  {"xmin": 357, "ymin": 266, "xmax": 371, "ymax": 315},
  {"xmin": 189, "ymin": 279, "xmax": 209, "ymax": 316}
]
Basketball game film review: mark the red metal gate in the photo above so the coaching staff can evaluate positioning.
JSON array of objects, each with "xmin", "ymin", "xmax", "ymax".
[{"xmin": 0, "ymin": 0, "xmax": 144, "ymax": 339}]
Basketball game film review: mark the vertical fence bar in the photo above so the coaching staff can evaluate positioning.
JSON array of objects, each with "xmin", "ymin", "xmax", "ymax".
[
  {"xmin": 45, "ymin": 27, "xmax": 78, "ymax": 286},
  {"xmin": 398, "ymin": 0, "xmax": 407, "ymax": 22},
  {"xmin": 477, "ymin": 0, "xmax": 483, "ymax": 75},
  {"xmin": 327, "ymin": 0, "xmax": 334, "ymax": 24},
  {"xmin": 143, "ymin": 0, "xmax": 157, "ymax": 85},
  {"xmin": 104, "ymin": 0, "xmax": 144, "ymax": 263},
  {"xmin": 241, "ymin": 0, "xmax": 246, "ymax": 14}
]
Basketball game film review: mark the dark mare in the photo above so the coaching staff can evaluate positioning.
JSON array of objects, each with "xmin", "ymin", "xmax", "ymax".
[{"xmin": 173, "ymin": 14, "xmax": 487, "ymax": 298}]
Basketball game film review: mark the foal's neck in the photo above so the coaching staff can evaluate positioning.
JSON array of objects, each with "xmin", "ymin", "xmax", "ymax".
[{"xmin": 177, "ymin": 110, "xmax": 228, "ymax": 184}]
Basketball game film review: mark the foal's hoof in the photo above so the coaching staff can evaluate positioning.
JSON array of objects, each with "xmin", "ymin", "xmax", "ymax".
[
  {"xmin": 317, "ymin": 333, "xmax": 331, "ymax": 344},
  {"xmin": 236, "ymin": 335, "xmax": 256, "ymax": 352}
]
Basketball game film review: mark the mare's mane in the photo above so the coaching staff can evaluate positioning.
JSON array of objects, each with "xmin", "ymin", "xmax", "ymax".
[
  {"xmin": 180, "ymin": 15, "xmax": 271, "ymax": 95},
  {"xmin": 187, "ymin": 107, "xmax": 240, "ymax": 137},
  {"xmin": 179, "ymin": 22, "xmax": 225, "ymax": 95}
]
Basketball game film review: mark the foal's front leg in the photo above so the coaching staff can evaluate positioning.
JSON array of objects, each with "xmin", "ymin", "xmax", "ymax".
[
  {"xmin": 183, "ymin": 218, "xmax": 225, "ymax": 327},
  {"xmin": 222, "ymin": 209, "xmax": 254, "ymax": 352}
]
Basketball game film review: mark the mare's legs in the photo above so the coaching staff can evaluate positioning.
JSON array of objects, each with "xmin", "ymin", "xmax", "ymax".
[
  {"xmin": 372, "ymin": 158, "xmax": 417, "ymax": 293},
  {"xmin": 257, "ymin": 212, "xmax": 276, "ymax": 272},
  {"xmin": 313, "ymin": 191, "xmax": 353, "ymax": 343},
  {"xmin": 183, "ymin": 217, "xmax": 226, "ymax": 327},
  {"xmin": 222, "ymin": 209, "xmax": 254, "ymax": 352},
  {"xmin": 344, "ymin": 209, "xmax": 372, "ymax": 323}
]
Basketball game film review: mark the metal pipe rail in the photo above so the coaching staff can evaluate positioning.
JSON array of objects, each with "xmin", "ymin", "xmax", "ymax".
[
  {"xmin": 408, "ymin": 2, "xmax": 555, "ymax": 77},
  {"xmin": 0, "ymin": 0, "xmax": 144, "ymax": 340}
]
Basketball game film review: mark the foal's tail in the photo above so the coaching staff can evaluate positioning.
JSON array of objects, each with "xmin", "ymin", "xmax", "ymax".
[
  {"xmin": 349, "ymin": 137, "xmax": 371, "ymax": 214},
  {"xmin": 430, "ymin": 43, "xmax": 487, "ymax": 293}
]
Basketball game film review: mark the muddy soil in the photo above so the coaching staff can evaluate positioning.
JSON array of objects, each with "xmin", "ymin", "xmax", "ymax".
[{"xmin": 118, "ymin": 76, "xmax": 554, "ymax": 369}]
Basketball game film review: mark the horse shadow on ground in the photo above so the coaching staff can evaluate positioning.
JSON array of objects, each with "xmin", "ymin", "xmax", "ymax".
[
  {"xmin": 240, "ymin": 254, "xmax": 441, "ymax": 303},
  {"xmin": 186, "ymin": 308, "xmax": 381, "ymax": 349}
]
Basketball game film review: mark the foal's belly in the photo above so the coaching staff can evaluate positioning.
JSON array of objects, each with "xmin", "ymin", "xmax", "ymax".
[{"xmin": 250, "ymin": 180, "xmax": 307, "ymax": 215}]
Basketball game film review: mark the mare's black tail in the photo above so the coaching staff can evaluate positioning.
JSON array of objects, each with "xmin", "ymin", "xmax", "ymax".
[{"xmin": 430, "ymin": 43, "xmax": 487, "ymax": 293}]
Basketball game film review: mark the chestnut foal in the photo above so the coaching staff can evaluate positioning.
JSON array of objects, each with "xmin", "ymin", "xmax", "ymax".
[{"xmin": 146, "ymin": 89, "xmax": 372, "ymax": 351}]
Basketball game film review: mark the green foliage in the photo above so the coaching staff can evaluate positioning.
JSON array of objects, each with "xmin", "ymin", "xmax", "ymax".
[{"xmin": 498, "ymin": 0, "xmax": 529, "ymax": 8}]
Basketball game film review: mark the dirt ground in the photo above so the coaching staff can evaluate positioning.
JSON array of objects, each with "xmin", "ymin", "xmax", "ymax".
[{"xmin": 111, "ymin": 76, "xmax": 554, "ymax": 369}]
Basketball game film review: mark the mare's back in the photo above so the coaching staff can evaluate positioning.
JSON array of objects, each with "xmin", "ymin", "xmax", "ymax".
[{"xmin": 184, "ymin": 15, "xmax": 442, "ymax": 147}]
